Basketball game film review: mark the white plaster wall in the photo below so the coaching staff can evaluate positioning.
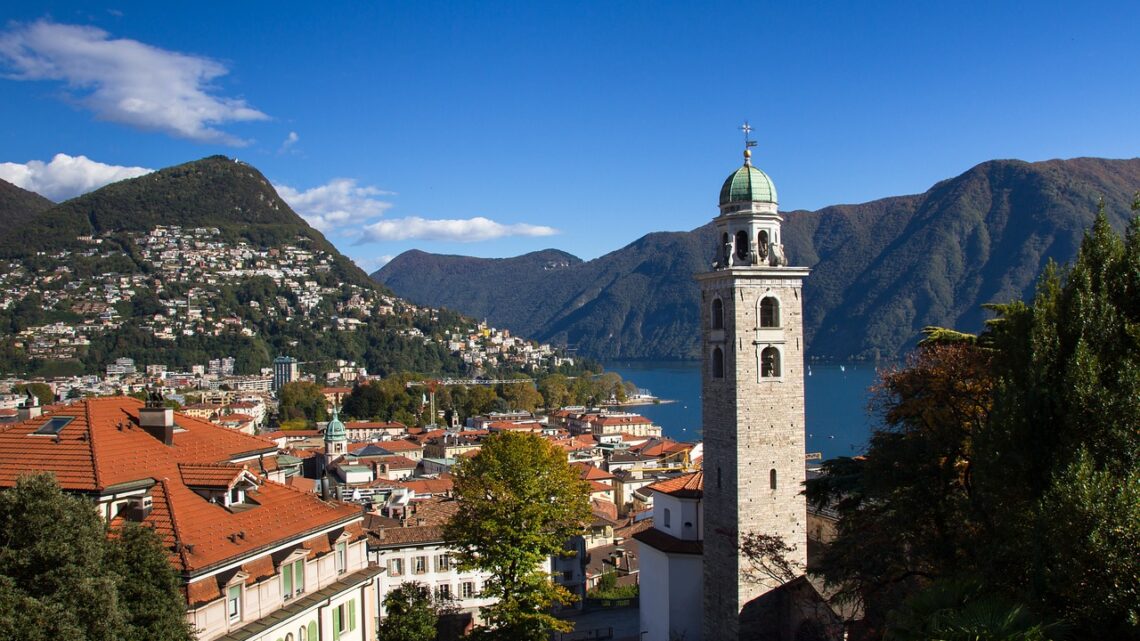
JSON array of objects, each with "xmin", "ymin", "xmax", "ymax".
[
  {"xmin": 668, "ymin": 554, "xmax": 703, "ymax": 641},
  {"xmin": 639, "ymin": 543, "xmax": 670, "ymax": 641}
]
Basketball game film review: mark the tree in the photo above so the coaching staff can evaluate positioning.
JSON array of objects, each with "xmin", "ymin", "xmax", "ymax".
[
  {"xmin": 11, "ymin": 382, "xmax": 53, "ymax": 406},
  {"xmin": 537, "ymin": 373, "xmax": 570, "ymax": 409},
  {"xmin": 444, "ymin": 432, "xmax": 591, "ymax": 640},
  {"xmin": 0, "ymin": 474, "xmax": 192, "ymax": 641},
  {"xmin": 809, "ymin": 209, "xmax": 1140, "ymax": 639},
  {"xmin": 377, "ymin": 582, "xmax": 437, "ymax": 641},
  {"xmin": 277, "ymin": 381, "xmax": 328, "ymax": 424}
]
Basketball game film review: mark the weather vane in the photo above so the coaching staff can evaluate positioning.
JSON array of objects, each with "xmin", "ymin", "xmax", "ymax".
[{"xmin": 739, "ymin": 121, "xmax": 758, "ymax": 149}]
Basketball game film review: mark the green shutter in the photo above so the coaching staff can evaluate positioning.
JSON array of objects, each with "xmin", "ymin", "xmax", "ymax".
[
  {"xmin": 295, "ymin": 560, "xmax": 305, "ymax": 593},
  {"xmin": 332, "ymin": 607, "xmax": 341, "ymax": 641},
  {"xmin": 348, "ymin": 599, "xmax": 356, "ymax": 631},
  {"xmin": 307, "ymin": 621, "xmax": 317, "ymax": 641},
  {"xmin": 282, "ymin": 564, "xmax": 292, "ymax": 596}
]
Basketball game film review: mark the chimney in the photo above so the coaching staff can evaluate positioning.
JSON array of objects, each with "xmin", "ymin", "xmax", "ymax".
[
  {"xmin": 124, "ymin": 495, "xmax": 153, "ymax": 521},
  {"xmin": 138, "ymin": 406, "xmax": 175, "ymax": 445},
  {"xmin": 17, "ymin": 391, "xmax": 41, "ymax": 421}
]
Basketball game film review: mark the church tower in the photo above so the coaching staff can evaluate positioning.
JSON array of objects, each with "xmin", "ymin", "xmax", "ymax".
[
  {"xmin": 324, "ymin": 405, "xmax": 348, "ymax": 460},
  {"xmin": 698, "ymin": 133, "xmax": 809, "ymax": 640}
]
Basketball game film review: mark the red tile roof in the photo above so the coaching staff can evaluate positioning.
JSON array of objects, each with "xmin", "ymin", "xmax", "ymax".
[
  {"xmin": 0, "ymin": 397, "xmax": 362, "ymax": 575},
  {"xmin": 646, "ymin": 472, "xmax": 704, "ymax": 499}
]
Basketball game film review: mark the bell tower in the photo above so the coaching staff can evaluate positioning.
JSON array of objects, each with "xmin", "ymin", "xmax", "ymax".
[{"xmin": 698, "ymin": 126, "xmax": 809, "ymax": 640}]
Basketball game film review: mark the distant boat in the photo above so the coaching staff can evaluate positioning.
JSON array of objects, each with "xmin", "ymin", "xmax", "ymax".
[
  {"xmin": 839, "ymin": 365, "xmax": 846, "ymax": 373},
  {"xmin": 808, "ymin": 365, "xmax": 812, "ymax": 376}
]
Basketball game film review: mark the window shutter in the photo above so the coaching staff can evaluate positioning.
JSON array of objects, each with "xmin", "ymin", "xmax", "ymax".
[
  {"xmin": 296, "ymin": 560, "xmax": 305, "ymax": 592},
  {"xmin": 348, "ymin": 599, "xmax": 356, "ymax": 631},
  {"xmin": 283, "ymin": 565, "xmax": 292, "ymax": 595},
  {"xmin": 332, "ymin": 607, "xmax": 341, "ymax": 641}
]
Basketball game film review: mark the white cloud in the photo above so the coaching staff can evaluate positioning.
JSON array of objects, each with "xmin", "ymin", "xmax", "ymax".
[
  {"xmin": 278, "ymin": 131, "xmax": 299, "ymax": 154},
  {"xmin": 0, "ymin": 153, "xmax": 152, "ymax": 201},
  {"xmin": 0, "ymin": 21, "xmax": 268, "ymax": 145},
  {"xmin": 274, "ymin": 178, "xmax": 394, "ymax": 231},
  {"xmin": 352, "ymin": 254, "xmax": 394, "ymax": 273},
  {"xmin": 361, "ymin": 216, "xmax": 559, "ymax": 242}
]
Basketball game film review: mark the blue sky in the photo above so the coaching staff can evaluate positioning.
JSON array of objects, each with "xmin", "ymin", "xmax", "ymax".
[{"xmin": 2, "ymin": 2, "xmax": 1138, "ymax": 271}]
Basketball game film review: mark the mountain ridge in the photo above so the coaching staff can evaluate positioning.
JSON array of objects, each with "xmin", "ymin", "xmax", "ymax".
[{"xmin": 375, "ymin": 157, "xmax": 1140, "ymax": 361}]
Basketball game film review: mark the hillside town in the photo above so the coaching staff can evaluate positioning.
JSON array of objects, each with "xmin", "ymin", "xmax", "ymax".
[{"xmin": 1, "ymin": 224, "xmax": 568, "ymax": 375}]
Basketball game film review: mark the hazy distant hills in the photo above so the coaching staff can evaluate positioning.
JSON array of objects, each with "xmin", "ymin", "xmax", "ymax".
[{"xmin": 375, "ymin": 157, "xmax": 1140, "ymax": 361}]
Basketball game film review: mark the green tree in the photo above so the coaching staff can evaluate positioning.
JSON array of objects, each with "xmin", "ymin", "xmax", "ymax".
[
  {"xmin": 809, "ymin": 209, "xmax": 1140, "ymax": 638},
  {"xmin": 500, "ymin": 378, "xmax": 543, "ymax": 413},
  {"xmin": 0, "ymin": 474, "xmax": 192, "ymax": 641},
  {"xmin": 444, "ymin": 432, "xmax": 591, "ymax": 640},
  {"xmin": 277, "ymin": 381, "xmax": 328, "ymax": 424},
  {"xmin": 537, "ymin": 373, "xmax": 570, "ymax": 409},
  {"xmin": 377, "ymin": 582, "xmax": 437, "ymax": 641},
  {"xmin": 11, "ymin": 382, "xmax": 53, "ymax": 406}
]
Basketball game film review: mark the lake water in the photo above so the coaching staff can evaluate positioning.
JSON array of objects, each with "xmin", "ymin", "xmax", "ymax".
[{"xmin": 604, "ymin": 361, "xmax": 881, "ymax": 461}]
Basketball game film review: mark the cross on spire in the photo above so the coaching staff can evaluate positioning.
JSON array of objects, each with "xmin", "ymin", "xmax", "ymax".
[{"xmin": 740, "ymin": 121, "xmax": 758, "ymax": 148}]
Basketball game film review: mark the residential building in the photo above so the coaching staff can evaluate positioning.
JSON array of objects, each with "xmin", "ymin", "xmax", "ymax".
[{"xmin": 0, "ymin": 397, "xmax": 382, "ymax": 641}]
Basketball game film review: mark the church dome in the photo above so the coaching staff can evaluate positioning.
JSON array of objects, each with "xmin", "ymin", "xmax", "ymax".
[
  {"xmin": 324, "ymin": 407, "xmax": 346, "ymax": 441},
  {"xmin": 719, "ymin": 159, "xmax": 777, "ymax": 207}
]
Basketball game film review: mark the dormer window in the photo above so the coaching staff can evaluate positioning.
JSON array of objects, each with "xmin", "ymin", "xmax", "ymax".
[{"xmin": 281, "ymin": 552, "xmax": 306, "ymax": 600}]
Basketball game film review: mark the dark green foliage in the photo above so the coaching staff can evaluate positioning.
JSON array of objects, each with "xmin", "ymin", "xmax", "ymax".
[
  {"xmin": 0, "ymin": 474, "xmax": 192, "ymax": 641},
  {"xmin": 10, "ymin": 382, "xmax": 52, "ymax": 406},
  {"xmin": 376, "ymin": 158, "xmax": 1140, "ymax": 361},
  {"xmin": 0, "ymin": 177, "xmax": 54, "ymax": 228},
  {"xmin": 810, "ymin": 209, "xmax": 1140, "ymax": 639},
  {"xmin": 377, "ymin": 582, "xmax": 438, "ymax": 641},
  {"xmin": 278, "ymin": 381, "xmax": 329, "ymax": 424}
]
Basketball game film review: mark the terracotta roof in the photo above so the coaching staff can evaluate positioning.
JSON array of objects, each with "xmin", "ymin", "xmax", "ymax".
[
  {"xmin": 375, "ymin": 439, "xmax": 422, "ymax": 453},
  {"xmin": 633, "ymin": 527, "xmax": 703, "ymax": 555},
  {"xmin": 646, "ymin": 472, "xmax": 704, "ymax": 499},
  {"xmin": 376, "ymin": 455, "xmax": 417, "ymax": 469},
  {"xmin": 572, "ymin": 462, "xmax": 616, "ymax": 482},
  {"xmin": 593, "ymin": 415, "xmax": 652, "ymax": 427},
  {"xmin": 0, "ymin": 397, "xmax": 362, "ymax": 575},
  {"xmin": 400, "ymin": 477, "xmax": 453, "ymax": 495},
  {"xmin": 179, "ymin": 463, "xmax": 248, "ymax": 489}
]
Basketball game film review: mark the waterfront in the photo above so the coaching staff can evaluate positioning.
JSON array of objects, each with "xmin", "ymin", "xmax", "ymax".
[{"xmin": 604, "ymin": 361, "xmax": 881, "ymax": 461}]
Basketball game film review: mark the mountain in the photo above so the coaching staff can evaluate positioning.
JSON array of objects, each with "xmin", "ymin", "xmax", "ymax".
[
  {"xmin": 0, "ymin": 155, "xmax": 372, "ymax": 288},
  {"xmin": 374, "ymin": 157, "xmax": 1140, "ymax": 361},
  {"xmin": 0, "ymin": 178, "xmax": 55, "ymax": 227},
  {"xmin": 0, "ymin": 156, "xmax": 552, "ymax": 379}
]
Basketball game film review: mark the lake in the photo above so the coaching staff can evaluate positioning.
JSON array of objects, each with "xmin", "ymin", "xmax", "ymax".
[{"xmin": 604, "ymin": 361, "xmax": 881, "ymax": 461}]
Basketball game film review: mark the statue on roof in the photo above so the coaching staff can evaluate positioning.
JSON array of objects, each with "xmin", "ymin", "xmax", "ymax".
[{"xmin": 145, "ymin": 385, "xmax": 165, "ymax": 408}]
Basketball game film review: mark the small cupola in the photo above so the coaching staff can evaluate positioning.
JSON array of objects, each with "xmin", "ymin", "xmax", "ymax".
[{"xmin": 713, "ymin": 123, "xmax": 787, "ymax": 269}]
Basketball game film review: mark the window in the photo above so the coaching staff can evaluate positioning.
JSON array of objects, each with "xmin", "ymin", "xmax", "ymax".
[
  {"xmin": 281, "ymin": 558, "xmax": 305, "ymax": 600},
  {"xmin": 663, "ymin": 507, "xmax": 671, "ymax": 528},
  {"xmin": 712, "ymin": 298, "xmax": 724, "ymax": 330},
  {"xmin": 761, "ymin": 346, "xmax": 781, "ymax": 378},
  {"xmin": 770, "ymin": 468, "xmax": 778, "ymax": 490},
  {"xmin": 388, "ymin": 557, "xmax": 403, "ymax": 576},
  {"xmin": 286, "ymin": 634, "xmax": 294, "ymax": 641},
  {"xmin": 299, "ymin": 626, "xmax": 307, "ymax": 641},
  {"xmin": 307, "ymin": 622, "xmax": 317, "ymax": 641},
  {"xmin": 712, "ymin": 347, "xmax": 724, "ymax": 379},
  {"xmin": 332, "ymin": 599, "xmax": 356, "ymax": 640},
  {"xmin": 436, "ymin": 584, "xmax": 451, "ymax": 600},
  {"xmin": 413, "ymin": 556, "xmax": 427, "ymax": 574},
  {"xmin": 436, "ymin": 553, "xmax": 451, "ymax": 572},
  {"xmin": 760, "ymin": 297, "xmax": 780, "ymax": 328},
  {"xmin": 335, "ymin": 542, "xmax": 347, "ymax": 574},
  {"xmin": 227, "ymin": 584, "xmax": 242, "ymax": 622},
  {"xmin": 461, "ymin": 581, "xmax": 475, "ymax": 599},
  {"xmin": 735, "ymin": 230, "xmax": 749, "ymax": 261}
]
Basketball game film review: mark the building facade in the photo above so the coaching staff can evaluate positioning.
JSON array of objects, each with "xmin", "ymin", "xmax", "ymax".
[{"xmin": 697, "ymin": 146, "xmax": 809, "ymax": 640}]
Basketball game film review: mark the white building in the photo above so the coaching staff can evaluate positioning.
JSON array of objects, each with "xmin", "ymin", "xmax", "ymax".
[{"xmin": 635, "ymin": 472, "xmax": 704, "ymax": 641}]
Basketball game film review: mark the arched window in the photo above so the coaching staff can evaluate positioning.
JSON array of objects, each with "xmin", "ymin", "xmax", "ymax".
[
  {"xmin": 770, "ymin": 469, "xmax": 777, "ymax": 490},
  {"xmin": 299, "ymin": 626, "xmax": 307, "ymax": 641},
  {"xmin": 722, "ymin": 232, "xmax": 731, "ymax": 264},
  {"xmin": 663, "ymin": 507, "xmax": 671, "ymax": 528},
  {"xmin": 735, "ymin": 230, "xmax": 749, "ymax": 262},
  {"xmin": 761, "ymin": 346, "xmax": 781, "ymax": 378},
  {"xmin": 760, "ymin": 297, "xmax": 780, "ymax": 328},
  {"xmin": 712, "ymin": 347, "xmax": 724, "ymax": 379},
  {"xmin": 758, "ymin": 230, "xmax": 770, "ymax": 262},
  {"xmin": 712, "ymin": 298, "xmax": 724, "ymax": 330}
]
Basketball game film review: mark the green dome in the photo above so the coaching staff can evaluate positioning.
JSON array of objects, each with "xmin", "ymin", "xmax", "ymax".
[
  {"xmin": 324, "ymin": 407, "xmax": 346, "ymax": 442},
  {"xmin": 719, "ymin": 164, "xmax": 777, "ymax": 206}
]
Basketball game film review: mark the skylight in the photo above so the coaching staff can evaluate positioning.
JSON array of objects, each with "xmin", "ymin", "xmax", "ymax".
[{"xmin": 33, "ymin": 416, "xmax": 74, "ymax": 435}]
